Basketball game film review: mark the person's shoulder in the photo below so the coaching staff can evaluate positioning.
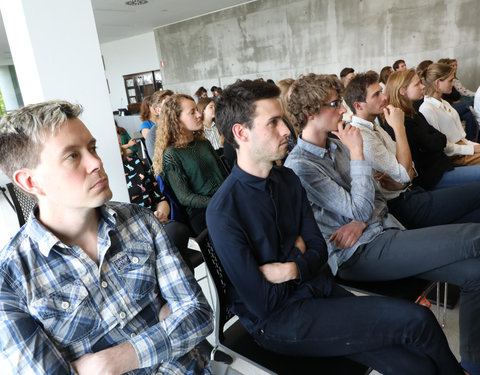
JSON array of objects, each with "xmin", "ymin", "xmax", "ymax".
[
  {"xmin": 207, "ymin": 174, "xmax": 238, "ymax": 210},
  {"xmin": 106, "ymin": 201, "xmax": 155, "ymax": 224},
  {"xmin": 0, "ymin": 227, "xmax": 36, "ymax": 282}
]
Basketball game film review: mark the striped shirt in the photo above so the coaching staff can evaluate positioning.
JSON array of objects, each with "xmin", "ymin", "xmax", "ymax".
[{"xmin": 0, "ymin": 202, "xmax": 213, "ymax": 375}]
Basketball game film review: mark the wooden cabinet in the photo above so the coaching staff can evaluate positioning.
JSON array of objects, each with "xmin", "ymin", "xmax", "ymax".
[{"xmin": 123, "ymin": 70, "xmax": 163, "ymax": 105}]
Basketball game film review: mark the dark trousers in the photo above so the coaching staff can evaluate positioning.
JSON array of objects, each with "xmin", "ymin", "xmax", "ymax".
[
  {"xmin": 339, "ymin": 224, "xmax": 480, "ymax": 363},
  {"xmin": 252, "ymin": 285, "xmax": 463, "ymax": 375},
  {"xmin": 388, "ymin": 182, "xmax": 480, "ymax": 229}
]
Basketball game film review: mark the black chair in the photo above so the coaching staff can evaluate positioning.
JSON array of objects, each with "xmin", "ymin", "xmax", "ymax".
[
  {"xmin": 195, "ymin": 229, "xmax": 370, "ymax": 375},
  {"xmin": 6, "ymin": 183, "xmax": 35, "ymax": 227}
]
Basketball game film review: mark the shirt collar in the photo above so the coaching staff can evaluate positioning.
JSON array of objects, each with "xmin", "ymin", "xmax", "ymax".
[
  {"xmin": 231, "ymin": 163, "xmax": 281, "ymax": 191},
  {"xmin": 24, "ymin": 204, "xmax": 116, "ymax": 257},
  {"xmin": 352, "ymin": 115, "xmax": 375, "ymax": 130},
  {"xmin": 296, "ymin": 135, "xmax": 338, "ymax": 159},
  {"xmin": 423, "ymin": 96, "xmax": 442, "ymax": 108}
]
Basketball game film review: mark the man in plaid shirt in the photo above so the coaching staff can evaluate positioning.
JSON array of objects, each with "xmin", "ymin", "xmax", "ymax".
[{"xmin": 0, "ymin": 100, "xmax": 213, "ymax": 374}]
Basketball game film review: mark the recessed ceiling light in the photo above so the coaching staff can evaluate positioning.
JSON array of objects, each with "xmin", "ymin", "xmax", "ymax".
[{"xmin": 125, "ymin": 0, "xmax": 148, "ymax": 6}]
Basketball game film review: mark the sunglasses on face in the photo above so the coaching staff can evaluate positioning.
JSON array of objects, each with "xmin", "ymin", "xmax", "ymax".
[{"xmin": 323, "ymin": 99, "xmax": 343, "ymax": 109}]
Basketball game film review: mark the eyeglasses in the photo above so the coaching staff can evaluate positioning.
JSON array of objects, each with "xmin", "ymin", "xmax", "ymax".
[{"xmin": 323, "ymin": 99, "xmax": 343, "ymax": 109}]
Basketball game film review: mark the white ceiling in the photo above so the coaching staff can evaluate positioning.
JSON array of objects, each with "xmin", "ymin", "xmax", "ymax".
[{"xmin": 0, "ymin": 0, "xmax": 254, "ymax": 65}]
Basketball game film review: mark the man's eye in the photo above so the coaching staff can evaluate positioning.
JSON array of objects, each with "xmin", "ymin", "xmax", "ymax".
[
  {"xmin": 90, "ymin": 146, "xmax": 98, "ymax": 153},
  {"xmin": 66, "ymin": 153, "xmax": 78, "ymax": 160}
]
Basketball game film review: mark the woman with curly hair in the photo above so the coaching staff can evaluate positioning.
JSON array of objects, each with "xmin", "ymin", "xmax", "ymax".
[{"xmin": 153, "ymin": 94, "xmax": 227, "ymax": 234}]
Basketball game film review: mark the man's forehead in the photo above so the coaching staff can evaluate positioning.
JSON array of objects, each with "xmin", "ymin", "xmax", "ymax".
[
  {"xmin": 367, "ymin": 82, "xmax": 382, "ymax": 97},
  {"xmin": 253, "ymin": 98, "xmax": 281, "ymax": 114}
]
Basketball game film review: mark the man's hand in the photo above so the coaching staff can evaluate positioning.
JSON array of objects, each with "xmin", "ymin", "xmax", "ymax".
[
  {"xmin": 259, "ymin": 262, "xmax": 299, "ymax": 283},
  {"xmin": 383, "ymin": 105, "xmax": 405, "ymax": 130},
  {"xmin": 71, "ymin": 341, "xmax": 139, "ymax": 375},
  {"xmin": 159, "ymin": 303, "xmax": 172, "ymax": 321},
  {"xmin": 329, "ymin": 220, "xmax": 368, "ymax": 249},
  {"xmin": 154, "ymin": 201, "xmax": 170, "ymax": 224},
  {"xmin": 474, "ymin": 144, "xmax": 480, "ymax": 154},
  {"xmin": 294, "ymin": 235, "xmax": 306, "ymax": 254},
  {"xmin": 373, "ymin": 172, "xmax": 409, "ymax": 191},
  {"xmin": 331, "ymin": 121, "xmax": 364, "ymax": 160}
]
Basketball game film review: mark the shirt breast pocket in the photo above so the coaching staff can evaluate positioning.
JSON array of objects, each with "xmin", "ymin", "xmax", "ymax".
[
  {"xmin": 114, "ymin": 242, "xmax": 157, "ymax": 300},
  {"xmin": 31, "ymin": 280, "xmax": 100, "ymax": 346}
]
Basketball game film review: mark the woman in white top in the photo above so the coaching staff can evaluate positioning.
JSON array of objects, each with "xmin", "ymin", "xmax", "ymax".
[{"xmin": 419, "ymin": 63, "xmax": 480, "ymax": 166}]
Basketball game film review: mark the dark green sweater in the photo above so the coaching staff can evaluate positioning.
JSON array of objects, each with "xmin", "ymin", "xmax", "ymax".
[{"xmin": 162, "ymin": 138, "xmax": 226, "ymax": 215}]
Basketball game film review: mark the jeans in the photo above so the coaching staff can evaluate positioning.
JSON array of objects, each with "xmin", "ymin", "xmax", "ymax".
[
  {"xmin": 432, "ymin": 165, "xmax": 480, "ymax": 190},
  {"xmin": 387, "ymin": 182, "xmax": 480, "ymax": 229},
  {"xmin": 252, "ymin": 284, "xmax": 463, "ymax": 375},
  {"xmin": 451, "ymin": 100, "xmax": 478, "ymax": 141},
  {"xmin": 339, "ymin": 224, "xmax": 480, "ymax": 363}
]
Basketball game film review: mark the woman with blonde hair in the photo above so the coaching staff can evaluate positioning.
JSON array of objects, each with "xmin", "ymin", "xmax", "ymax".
[
  {"xmin": 419, "ymin": 63, "xmax": 480, "ymax": 165},
  {"xmin": 153, "ymin": 94, "xmax": 226, "ymax": 234},
  {"xmin": 386, "ymin": 68, "xmax": 480, "ymax": 189}
]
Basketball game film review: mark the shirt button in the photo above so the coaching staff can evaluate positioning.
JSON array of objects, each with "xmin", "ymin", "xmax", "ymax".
[
  {"xmin": 80, "ymin": 253, "xmax": 87, "ymax": 260},
  {"xmin": 61, "ymin": 301, "xmax": 70, "ymax": 310},
  {"xmin": 130, "ymin": 333, "xmax": 136, "ymax": 338},
  {"xmin": 101, "ymin": 281, "xmax": 108, "ymax": 288},
  {"xmin": 119, "ymin": 311, "xmax": 127, "ymax": 319},
  {"xmin": 131, "ymin": 257, "xmax": 139, "ymax": 264}
]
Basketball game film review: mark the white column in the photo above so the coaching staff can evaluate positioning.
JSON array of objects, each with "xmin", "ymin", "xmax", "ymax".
[{"xmin": 0, "ymin": 0, "xmax": 129, "ymax": 203}]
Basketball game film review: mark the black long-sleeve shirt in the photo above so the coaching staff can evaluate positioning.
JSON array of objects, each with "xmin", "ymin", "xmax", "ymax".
[
  {"xmin": 404, "ymin": 112, "xmax": 454, "ymax": 190},
  {"xmin": 206, "ymin": 165, "xmax": 332, "ymax": 333}
]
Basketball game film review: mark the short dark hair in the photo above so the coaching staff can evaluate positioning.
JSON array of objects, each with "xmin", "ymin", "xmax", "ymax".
[
  {"xmin": 344, "ymin": 71, "xmax": 379, "ymax": 114},
  {"xmin": 340, "ymin": 67, "xmax": 354, "ymax": 78},
  {"xmin": 215, "ymin": 79, "xmax": 280, "ymax": 149},
  {"xmin": 392, "ymin": 59, "xmax": 405, "ymax": 71}
]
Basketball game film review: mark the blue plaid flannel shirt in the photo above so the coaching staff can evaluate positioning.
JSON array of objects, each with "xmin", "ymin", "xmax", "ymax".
[{"xmin": 0, "ymin": 202, "xmax": 213, "ymax": 374}]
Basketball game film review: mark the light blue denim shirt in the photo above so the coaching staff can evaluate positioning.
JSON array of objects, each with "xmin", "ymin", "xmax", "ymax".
[{"xmin": 285, "ymin": 136, "xmax": 404, "ymax": 274}]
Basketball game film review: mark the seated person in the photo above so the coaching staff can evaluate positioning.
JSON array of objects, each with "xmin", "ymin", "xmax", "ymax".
[
  {"xmin": 285, "ymin": 73, "xmax": 480, "ymax": 375},
  {"xmin": 116, "ymin": 122, "xmax": 138, "ymax": 155},
  {"xmin": 344, "ymin": 71, "xmax": 480, "ymax": 229},
  {"xmin": 438, "ymin": 58, "xmax": 477, "ymax": 141},
  {"xmin": 145, "ymin": 89, "xmax": 174, "ymax": 159},
  {"xmin": 197, "ymin": 97, "xmax": 223, "ymax": 152},
  {"xmin": 139, "ymin": 95, "xmax": 157, "ymax": 139},
  {"xmin": 386, "ymin": 69, "xmax": 480, "ymax": 190},
  {"xmin": 152, "ymin": 94, "xmax": 227, "ymax": 235},
  {"xmin": 0, "ymin": 100, "xmax": 213, "ymax": 374},
  {"xmin": 119, "ymin": 136, "xmax": 191, "ymax": 266},
  {"xmin": 419, "ymin": 63, "xmax": 480, "ymax": 162},
  {"xmin": 379, "ymin": 66, "xmax": 392, "ymax": 92},
  {"xmin": 208, "ymin": 79, "xmax": 465, "ymax": 375},
  {"xmin": 393, "ymin": 59, "xmax": 407, "ymax": 71}
]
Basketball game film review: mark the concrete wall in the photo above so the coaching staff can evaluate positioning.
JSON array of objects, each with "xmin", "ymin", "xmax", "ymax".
[
  {"xmin": 101, "ymin": 32, "xmax": 160, "ymax": 112},
  {"xmin": 154, "ymin": 0, "xmax": 480, "ymax": 95}
]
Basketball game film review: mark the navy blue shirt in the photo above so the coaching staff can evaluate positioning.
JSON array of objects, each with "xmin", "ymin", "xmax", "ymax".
[{"xmin": 206, "ymin": 164, "xmax": 332, "ymax": 333}]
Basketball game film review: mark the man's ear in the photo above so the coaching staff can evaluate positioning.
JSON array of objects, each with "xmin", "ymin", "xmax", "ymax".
[
  {"xmin": 232, "ymin": 123, "xmax": 249, "ymax": 144},
  {"xmin": 353, "ymin": 101, "xmax": 363, "ymax": 113},
  {"xmin": 13, "ymin": 169, "xmax": 43, "ymax": 198}
]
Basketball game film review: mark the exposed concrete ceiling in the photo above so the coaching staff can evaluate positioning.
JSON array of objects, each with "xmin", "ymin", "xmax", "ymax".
[{"xmin": 0, "ymin": 0, "xmax": 254, "ymax": 65}]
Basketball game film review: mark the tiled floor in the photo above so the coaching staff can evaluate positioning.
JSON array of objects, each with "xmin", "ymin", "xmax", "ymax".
[{"xmin": 195, "ymin": 262, "xmax": 461, "ymax": 375}]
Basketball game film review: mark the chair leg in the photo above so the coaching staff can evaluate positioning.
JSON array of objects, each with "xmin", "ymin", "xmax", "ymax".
[
  {"xmin": 437, "ymin": 282, "xmax": 440, "ymax": 324},
  {"xmin": 442, "ymin": 283, "xmax": 448, "ymax": 328}
]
